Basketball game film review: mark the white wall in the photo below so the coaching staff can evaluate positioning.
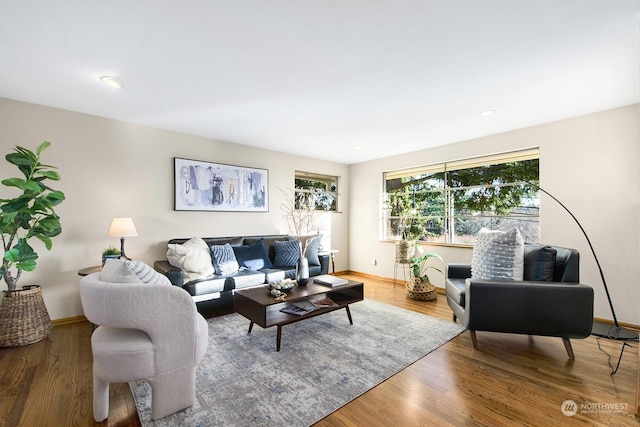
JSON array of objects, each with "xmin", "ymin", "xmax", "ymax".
[
  {"xmin": 0, "ymin": 97, "xmax": 350, "ymax": 320},
  {"xmin": 349, "ymin": 104, "xmax": 640, "ymax": 325}
]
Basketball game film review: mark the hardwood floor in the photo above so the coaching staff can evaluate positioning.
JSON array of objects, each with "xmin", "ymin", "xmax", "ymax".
[{"xmin": 1, "ymin": 273, "xmax": 638, "ymax": 426}]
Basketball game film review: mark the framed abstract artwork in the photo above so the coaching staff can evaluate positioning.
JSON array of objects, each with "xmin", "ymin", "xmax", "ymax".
[{"xmin": 174, "ymin": 157, "xmax": 268, "ymax": 212}]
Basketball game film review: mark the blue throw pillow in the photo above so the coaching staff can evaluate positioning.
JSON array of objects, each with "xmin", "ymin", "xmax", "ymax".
[
  {"xmin": 304, "ymin": 235, "xmax": 322, "ymax": 266},
  {"xmin": 274, "ymin": 240, "xmax": 300, "ymax": 267},
  {"xmin": 233, "ymin": 238, "xmax": 273, "ymax": 271},
  {"xmin": 211, "ymin": 243, "xmax": 240, "ymax": 275}
]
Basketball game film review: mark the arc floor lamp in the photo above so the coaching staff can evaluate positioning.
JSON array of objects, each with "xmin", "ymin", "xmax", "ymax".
[{"xmin": 519, "ymin": 179, "xmax": 637, "ymax": 341}]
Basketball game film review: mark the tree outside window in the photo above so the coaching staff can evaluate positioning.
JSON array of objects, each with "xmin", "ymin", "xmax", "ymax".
[
  {"xmin": 384, "ymin": 149, "xmax": 540, "ymax": 244},
  {"xmin": 295, "ymin": 172, "xmax": 338, "ymax": 211}
]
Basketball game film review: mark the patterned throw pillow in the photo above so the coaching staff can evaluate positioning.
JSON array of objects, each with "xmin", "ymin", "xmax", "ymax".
[
  {"xmin": 211, "ymin": 243, "xmax": 240, "ymax": 275},
  {"xmin": 124, "ymin": 260, "xmax": 172, "ymax": 285},
  {"xmin": 101, "ymin": 259, "xmax": 142, "ymax": 283},
  {"xmin": 274, "ymin": 240, "xmax": 300, "ymax": 267},
  {"xmin": 471, "ymin": 228, "xmax": 524, "ymax": 280}
]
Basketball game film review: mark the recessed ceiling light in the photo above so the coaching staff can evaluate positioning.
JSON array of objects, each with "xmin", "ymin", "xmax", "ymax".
[
  {"xmin": 354, "ymin": 146, "xmax": 363, "ymax": 150},
  {"xmin": 479, "ymin": 109, "xmax": 496, "ymax": 117},
  {"xmin": 100, "ymin": 76, "xmax": 123, "ymax": 89}
]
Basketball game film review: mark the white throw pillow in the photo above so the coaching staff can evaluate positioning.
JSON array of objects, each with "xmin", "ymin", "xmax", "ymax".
[
  {"xmin": 471, "ymin": 228, "xmax": 524, "ymax": 281},
  {"xmin": 101, "ymin": 259, "xmax": 143, "ymax": 283},
  {"xmin": 167, "ymin": 237, "xmax": 215, "ymax": 283}
]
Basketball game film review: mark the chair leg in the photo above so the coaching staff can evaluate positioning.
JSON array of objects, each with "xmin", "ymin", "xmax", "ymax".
[
  {"xmin": 148, "ymin": 365, "xmax": 197, "ymax": 420},
  {"xmin": 93, "ymin": 374, "xmax": 110, "ymax": 422},
  {"xmin": 562, "ymin": 337, "xmax": 575, "ymax": 360},
  {"xmin": 469, "ymin": 330, "xmax": 478, "ymax": 350}
]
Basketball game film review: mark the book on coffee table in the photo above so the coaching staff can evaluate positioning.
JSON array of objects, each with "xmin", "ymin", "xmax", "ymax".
[
  {"xmin": 310, "ymin": 297, "xmax": 339, "ymax": 308},
  {"xmin": 280, "ymin": 300, "xmax": 317, "ymax": 316},
  {"xmin": 313, "ymin": 274, "xmax": 349, "ymax": 287}
]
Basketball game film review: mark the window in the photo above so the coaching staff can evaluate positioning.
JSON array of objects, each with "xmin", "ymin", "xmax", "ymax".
[
  {"xmin": 295, "ymin": 171, "xmax": 338, "ymax": 211},
  {"xmin": 383, "ymin": 149, "xmax": 540, "ymax": 244}
]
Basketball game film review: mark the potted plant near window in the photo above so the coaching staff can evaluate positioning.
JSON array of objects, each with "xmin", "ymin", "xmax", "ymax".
[
  {"xmin": 0, "ymin": 141, "xmax": 65, "ymax": 346},
  {"xmin": 406, "ymin": 250, "xmax": 443, "ymax": 301},
  {"xmin": 385, "ymin": 189, "xmax": 424, "ymax": 263}
]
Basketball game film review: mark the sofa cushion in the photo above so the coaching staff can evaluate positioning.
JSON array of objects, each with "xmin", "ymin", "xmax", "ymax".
[
  {"xmin": 274, "ymin": 240, "xmax": 300, "ymax": 267},
  {"xmin": 523, "ymin": 244, "xmax": 557, "ymax": 281},
  {"xmin": 233, "ymin": 238, "xmax": 272, "ymax": 271},
  {"xmin": 471, "ymin": 228, "xmax": 524, "ymax": 281},
  {"xmin": 211, "ymin": 243, "xmax": 240, "ymax": 275},
  {"xmin": 167, "ymin": 237, "xmax": 216, "ymax": 283},
  {"xmin": 227, "ymin": 270, "xmax": 267, "ymax": 290}
]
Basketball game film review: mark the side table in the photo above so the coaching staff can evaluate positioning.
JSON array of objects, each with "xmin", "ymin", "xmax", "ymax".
[
  {"xmin": 78, "ymin": 266, "xmax": 102, "ymax": 276},
  {"xmin": 319, "ymin": 249, "xmax": 339, "ymax": 274},
  {"xmin": 393, "ymin": 260, "xmax": 411, "ymax": 288}
]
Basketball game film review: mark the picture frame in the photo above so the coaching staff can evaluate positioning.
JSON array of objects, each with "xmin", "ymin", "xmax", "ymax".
[{"xmin": 174, "ymin": 157, "xmax": 268, "ymax": 212}]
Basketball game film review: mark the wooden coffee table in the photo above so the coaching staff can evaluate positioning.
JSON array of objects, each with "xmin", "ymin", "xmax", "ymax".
[{"xmin": 233, "ymin": 279, "xmax": 364, "ymax": 351}]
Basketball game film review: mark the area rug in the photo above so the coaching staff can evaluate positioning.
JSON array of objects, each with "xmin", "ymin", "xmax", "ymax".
[{"xmin": 131, "ymin": 298, "xmax": 464, "ymax": 426}]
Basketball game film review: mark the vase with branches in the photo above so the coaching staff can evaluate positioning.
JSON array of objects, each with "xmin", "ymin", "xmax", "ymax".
[{"xmin": 279, "ymin": 187, "xmax": 319, "ymax": 285}]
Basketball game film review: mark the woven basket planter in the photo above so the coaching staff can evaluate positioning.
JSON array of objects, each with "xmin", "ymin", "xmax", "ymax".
[
  {"xmin": 406, "ymin": 277, "xmax": 437, "ymax": 301},
  {"xmin": 0, "ymin": 285, "xmax": 51, "ymax": 347}
]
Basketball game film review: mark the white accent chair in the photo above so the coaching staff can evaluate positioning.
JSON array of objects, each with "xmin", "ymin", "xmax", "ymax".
[{"xmin": 79, "ymin": 272, "xmax": 209, "ymax": 422}]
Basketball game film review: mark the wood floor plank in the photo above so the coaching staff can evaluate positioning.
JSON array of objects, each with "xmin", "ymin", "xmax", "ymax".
[{"xmin": 0, "ymin": 273, "xmax": 637, "ymax": 426}]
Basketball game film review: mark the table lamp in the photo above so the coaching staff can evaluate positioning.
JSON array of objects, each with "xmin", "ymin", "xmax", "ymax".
[{"xmin": 107, "ymin": 217, "xmax": 138, "ymax": 260}]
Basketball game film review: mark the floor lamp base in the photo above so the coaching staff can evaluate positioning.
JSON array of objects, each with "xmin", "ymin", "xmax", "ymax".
[{"xmin": 591, "ymin": 320, "xmax": 638, "ymax": 341}]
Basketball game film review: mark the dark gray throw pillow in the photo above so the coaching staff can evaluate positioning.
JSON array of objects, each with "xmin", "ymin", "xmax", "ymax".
[
  {"xmin": 274, "ymin": 240, "xmax": 300, "ymax": 267},
  {"xmin": 232, "ymin": 238, "xmax": 273, "ymax": 271},
  {"xmin": 304, "ymin": 235, "xmax": 322, "ymax": 266},
  {"xmin": 523, "ymin": 244, "xmax": 557, "ymax": 281}
]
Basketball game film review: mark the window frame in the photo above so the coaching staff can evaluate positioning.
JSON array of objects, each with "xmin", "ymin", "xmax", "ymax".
[
  {"xmin": 295, "ymin": 171, "xmax": 339, "ymax": 212},
  {"xmin": 383, "ymin": 148, "xmax": 540, "ymax": 245}
]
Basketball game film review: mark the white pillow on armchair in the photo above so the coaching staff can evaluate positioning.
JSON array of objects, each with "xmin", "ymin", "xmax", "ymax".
[{"xmin": 471, "ymin": 228, "xmax": 524, "ymax": 280}]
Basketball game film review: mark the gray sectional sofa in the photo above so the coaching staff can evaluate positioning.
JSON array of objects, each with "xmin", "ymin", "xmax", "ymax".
[{"xmin": 154, "ymin": 234, "xmax": 329, "ymax": 315}]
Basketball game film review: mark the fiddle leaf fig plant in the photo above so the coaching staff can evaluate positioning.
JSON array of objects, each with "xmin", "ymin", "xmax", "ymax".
[{"xmin": 0, "ymin": 141, "xmax": 65, "ymax": 292}]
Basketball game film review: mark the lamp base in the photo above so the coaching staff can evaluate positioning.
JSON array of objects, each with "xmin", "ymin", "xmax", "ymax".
[{"xmin": 591, "ymin": 320, "xmax": 638, "ymax": 341}]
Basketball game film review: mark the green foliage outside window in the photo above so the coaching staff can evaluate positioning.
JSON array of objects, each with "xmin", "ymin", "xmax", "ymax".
[
  {"xmin": 384, "ymin": 152, "xmax": 540, "ymax": 244},
  {"xmin": 295, "ymin": 173, "xmax": 337, "ymax": 211}
]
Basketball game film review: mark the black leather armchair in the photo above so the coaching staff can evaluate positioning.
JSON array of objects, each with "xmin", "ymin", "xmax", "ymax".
[{"xmin": 445, "ymin": 244, "xmax": 594, "ymax": 359}]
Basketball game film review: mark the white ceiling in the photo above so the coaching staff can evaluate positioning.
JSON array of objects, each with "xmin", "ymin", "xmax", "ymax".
[{"xmin": 1, "ymin": 1, "xmax": 638, "ymax": 165}]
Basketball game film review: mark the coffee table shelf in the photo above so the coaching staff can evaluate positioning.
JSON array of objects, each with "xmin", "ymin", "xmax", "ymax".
[{"xmin": 234, "ymin": 280, "xmax": 364, "ymax": 350}]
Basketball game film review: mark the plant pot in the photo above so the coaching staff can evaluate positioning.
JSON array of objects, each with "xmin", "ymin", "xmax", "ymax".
[
  {"xmin": 395, "ymin": 240, "xmax": 416, "ymax": 263},
  {"xmin": 0, "ymin": 285, "xmax": 51, "ymax": 347},
  {"xmin": 405, "ymin": 277, "xmax": 437, "ymax": 301},
  {"xmin": 102, "ymin": 254, "xmax": 121, "ymax": 266}
]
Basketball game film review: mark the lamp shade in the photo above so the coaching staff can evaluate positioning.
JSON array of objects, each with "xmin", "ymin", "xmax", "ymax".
[{"xmin": 107, "ymin": 218, "xmax": 138, "ymax": 238}]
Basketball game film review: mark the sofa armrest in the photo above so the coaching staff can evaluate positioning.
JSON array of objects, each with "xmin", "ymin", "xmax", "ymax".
[
  {"xmin": 319, "ymin": 254, "xmax": 330, "ymax": 275},
  {"xmin": 446, "ymin": 263, "xmax": 471, "ymax": 280},
  {"xmin": 154, "ymin": 260, "xmax": 184, "ymax": 287},
  {"xmin": 465, "ymin": 279, "xmax": 594, "ymax": 338}
]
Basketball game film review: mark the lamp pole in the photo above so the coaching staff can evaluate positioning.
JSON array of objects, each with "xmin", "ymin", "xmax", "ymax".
[{"xmin": 517, "ymin": 179, "xmax": 637, "ymax": 340}]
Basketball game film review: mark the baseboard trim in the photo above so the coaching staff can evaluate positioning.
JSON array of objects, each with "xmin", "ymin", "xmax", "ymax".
[
  {"xmin": 593, "ymin": 316, "xmax": 640, "ymax": 332},
  {"xmin": 52, "ymin": 315, "xmax": 87, "ymax": 326},
  {"xmin": 340, "ymin": 270, "xmax": 445, "ymax": 294}
]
